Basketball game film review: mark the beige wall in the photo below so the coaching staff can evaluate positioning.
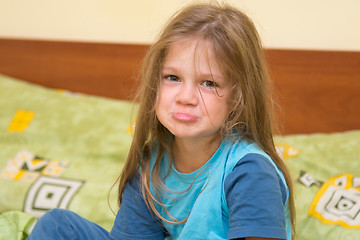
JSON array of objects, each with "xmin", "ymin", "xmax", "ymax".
[{"xmin": 0, "ymin": 0, "xmax": 359, "ymax": 50}]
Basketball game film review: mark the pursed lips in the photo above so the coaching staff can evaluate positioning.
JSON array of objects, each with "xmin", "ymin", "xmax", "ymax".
[{"xmin": 172, "ymin": 112, "xmax": 198, "ymax": 122}]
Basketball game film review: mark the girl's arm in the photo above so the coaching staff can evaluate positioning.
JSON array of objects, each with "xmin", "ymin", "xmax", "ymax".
[
  {"xmin": 109, "ymin": 174, "xmax": 167, "ymax": 240},
  {"xmin": 225, "ymin": 153, "xmax": 289, "ymax": 240}
]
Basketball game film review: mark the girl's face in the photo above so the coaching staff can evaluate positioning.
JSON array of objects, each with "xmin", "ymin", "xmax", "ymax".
[{"xmin": 155, "ymin": 38, "xmax": 232, "ymax": 141}]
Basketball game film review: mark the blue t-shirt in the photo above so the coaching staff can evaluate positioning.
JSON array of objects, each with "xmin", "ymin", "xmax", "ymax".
[{"xmin": 110, "ymin": 137, "xmax": 291, "ymax": 240}]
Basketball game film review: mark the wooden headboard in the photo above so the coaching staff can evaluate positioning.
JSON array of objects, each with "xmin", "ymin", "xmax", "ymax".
[{"xmin": 0, "ymin": 38, "xmax": 359, "ymax": 135}]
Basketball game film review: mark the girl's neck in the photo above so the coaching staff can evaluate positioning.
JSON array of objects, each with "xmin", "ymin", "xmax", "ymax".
[{"xmin": 172, "ymin": 134, "xmax": 223, "ymax": 173}]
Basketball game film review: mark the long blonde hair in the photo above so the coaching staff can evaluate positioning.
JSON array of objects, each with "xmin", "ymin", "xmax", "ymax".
[{"xmin": 118, "ymin": 2, "xmax": 295, "ymax": 236}]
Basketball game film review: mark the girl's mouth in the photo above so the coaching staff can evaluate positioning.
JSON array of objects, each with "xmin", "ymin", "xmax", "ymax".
[{"xmin": 172, "ymin": 113, "xmax": 198, "ymax": 122}]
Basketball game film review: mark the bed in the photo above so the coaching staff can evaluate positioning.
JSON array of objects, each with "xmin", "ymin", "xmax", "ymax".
[{"xmin": 0, "ymin": 38, "xmax": 359, "ymax": 239}]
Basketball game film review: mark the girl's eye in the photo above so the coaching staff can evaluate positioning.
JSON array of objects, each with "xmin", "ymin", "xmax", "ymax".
[
  {"xmin": 165, "ymin": 75, "xmax": 180, "ymax": 82},
  {"xmin": 201, "ymin": 80, "xmax": 217, "ymax": 88}
]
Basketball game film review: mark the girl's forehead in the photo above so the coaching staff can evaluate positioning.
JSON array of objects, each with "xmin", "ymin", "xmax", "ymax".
[{"xmin": 164, "ymin": 37, "xmax": 223, "ymax": 74}]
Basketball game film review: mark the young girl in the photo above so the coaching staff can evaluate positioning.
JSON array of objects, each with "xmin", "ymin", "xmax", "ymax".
[{"xmin": 29, "ymin": 3, "xmax": 295, "ymax": 240}]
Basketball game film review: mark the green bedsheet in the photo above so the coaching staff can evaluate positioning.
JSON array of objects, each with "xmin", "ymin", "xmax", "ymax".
[
  {"xmin": 0, "ymin": 211, "xmax": 36, "ymax": 240},
  {"xmin": 275, "ymin": 131, "xmax": 360, "ymax": 239},
  {"xmin": 0, "ymin": 74, "xmax": 136, "ymax": 235},
  {"xmin": 0, "ymin": 74, "xmax": 359, "ymax": 239}
]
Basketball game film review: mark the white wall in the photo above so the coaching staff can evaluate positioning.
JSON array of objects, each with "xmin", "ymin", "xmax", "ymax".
[{"xmin": 0, "ymin": 0, "xmax": 359, "ymax": 51}]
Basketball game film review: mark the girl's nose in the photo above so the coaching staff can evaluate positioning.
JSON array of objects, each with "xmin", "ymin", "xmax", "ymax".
[{"xmin": 175, "ymin": 82, "xmax": 198, "ymax": 106}]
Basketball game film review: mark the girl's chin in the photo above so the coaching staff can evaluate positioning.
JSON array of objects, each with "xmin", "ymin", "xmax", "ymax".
[{"xmin": 170, "ymin": 130, "xmax": 220, "ymax": 140}]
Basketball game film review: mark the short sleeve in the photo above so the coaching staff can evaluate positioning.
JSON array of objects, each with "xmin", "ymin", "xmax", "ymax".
[
  {"xmin": 224, "ymin": 153, "xmax": 288, "ymax": 240},
  {"xmin": 109, "ymin": 174, "xmax": 167, "ymax": 240}
]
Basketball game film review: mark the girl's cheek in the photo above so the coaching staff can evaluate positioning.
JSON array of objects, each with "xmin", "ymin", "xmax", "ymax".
[{"xmin": 155, "ymin": 84, "xmax": 163, "ymax": 103}]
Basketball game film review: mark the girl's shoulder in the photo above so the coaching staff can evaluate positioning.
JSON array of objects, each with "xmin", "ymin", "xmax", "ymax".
[
  {"xmin": 222, "ymin": 137, "xmax": 271, "ymax": 170},
  {"xmin": 222, "ymin": 135, "xmax": 289, "ymax": 198},
  {"xmin": 222, "ymin": 137, "xmax": 287, "ymax": 193}
]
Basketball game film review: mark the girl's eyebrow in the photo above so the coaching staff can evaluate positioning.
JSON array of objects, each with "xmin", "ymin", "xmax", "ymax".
[
  {"xmin": 162, "ymin": 65, "xmax": 179, "ymax": 72},
  {"xmin": 198, "ymin": 73, "xmax": 223, "ymax": 81}
]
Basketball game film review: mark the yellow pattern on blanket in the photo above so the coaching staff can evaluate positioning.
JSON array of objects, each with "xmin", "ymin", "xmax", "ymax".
[
  {"xmin": 7, "ymin": 110, "xmax": 35, "ymax": 132},
  {"xmin": 309, "ymin": 174, "xmax": 360, "ymax": 229},
  {"xmin": 0, "ymin": 150, "xmax": 69, "ymax": 183}
]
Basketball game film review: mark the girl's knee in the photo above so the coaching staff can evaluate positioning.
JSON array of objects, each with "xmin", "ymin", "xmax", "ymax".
[
  {"xmin": 29, "ymin": 209, "xmax": 110, "ymax": 240},
  {"xmin": 46, "ymin": 208, "xmax": 69, "ymax": 216},
  {"xmin": 28, "ymin": 209, "xmax": 75, "ymax": 239},
  {"xmin": 38, "ymin": 208, "xmax": 69, "ymax": 223}
]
